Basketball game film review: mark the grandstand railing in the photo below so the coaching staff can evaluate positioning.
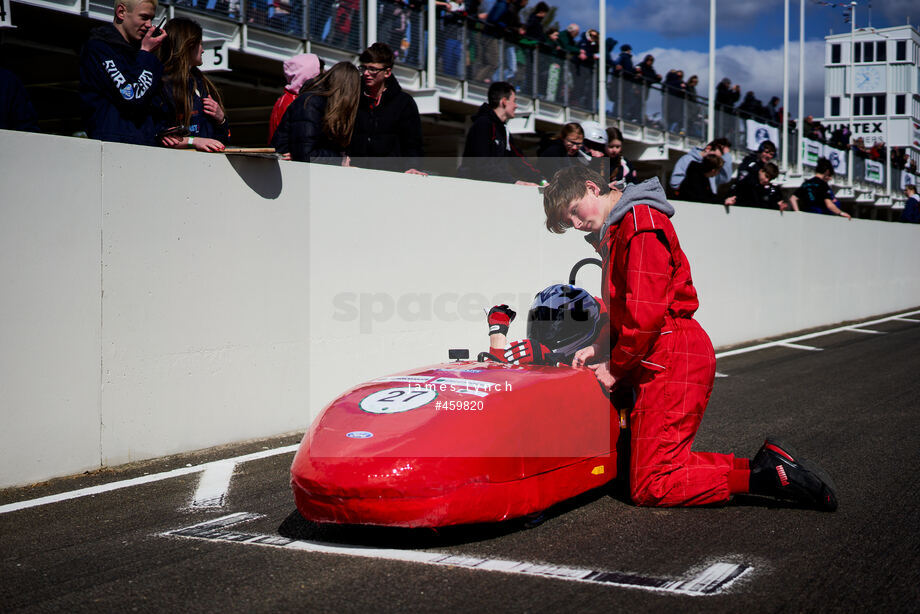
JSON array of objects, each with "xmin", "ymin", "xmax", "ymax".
[{"xmin": 15, "ymin": 0, "xmax": 913, "ymax": 199}]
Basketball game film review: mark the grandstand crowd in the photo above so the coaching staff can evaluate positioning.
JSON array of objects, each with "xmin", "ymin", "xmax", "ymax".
[{"xmin": 1, "ymin": 0, "xmax": 917, "ymax": 221}]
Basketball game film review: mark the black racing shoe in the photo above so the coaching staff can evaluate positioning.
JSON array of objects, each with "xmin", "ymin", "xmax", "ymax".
[{"xmin": 749, "ymin": 437, "xmax": 838, "ymax": 512}]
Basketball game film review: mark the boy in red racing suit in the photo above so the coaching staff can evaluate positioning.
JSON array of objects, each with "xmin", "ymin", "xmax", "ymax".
[{"xmin": 542, "ymin": 166, "xmax": 838, "ymax": 511}]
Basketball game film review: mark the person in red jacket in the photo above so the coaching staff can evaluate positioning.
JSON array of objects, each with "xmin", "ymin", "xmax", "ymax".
[
  {"xmin": 268, "ymin": 53, "xmax": 322, "ymax": 144},
  {"xmin": 542, "ymin": 165, "xmax": 838, "ymax": 511}
]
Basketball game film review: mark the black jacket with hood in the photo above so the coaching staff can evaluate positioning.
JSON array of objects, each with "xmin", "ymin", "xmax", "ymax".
[
  {"xmin": 458, "ymin": 103, "xmax": 541, "ymax": 183},
  {"xmin": 79, "ymin": 24, "xmax": 163, "ymax": 145}
]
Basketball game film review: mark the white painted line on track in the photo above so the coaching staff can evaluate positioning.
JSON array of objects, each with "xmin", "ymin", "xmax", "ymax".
[
  {"xmin": 0, "ymin": 445, "xmax": 299, "ymax": 516},
  {"xmin": 715, "ymin": 372, "xmax": 729, "ymax": 378},
  {"xmin": 844, "ymin": 327, "xmax": 885, "ymax": 335},
  {"xmin": 161, "ymin": 513, "xmax": 752, "ymax": 596},
  {"xmin": 189, "ymin": 459, "xmax": 237, "ymax": 509},
  {"xmin": 714, "ymin": 308, "xmax": 920, "ymax": 359},
  {"xmin": 894, "ymin": 317, "xmax": 920, "ymax": 323},
  {"xmin": 777, "ymin": 342, "xmax": 823, "ymax": 351}
]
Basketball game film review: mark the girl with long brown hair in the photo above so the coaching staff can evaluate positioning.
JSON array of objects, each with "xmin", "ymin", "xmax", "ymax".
[
  {"xmin": 156, "ymin": 17, "xmax": 229, "ymax": 152},
  {"xmin": 271, "ymin": 61, "xmax": 361, "ymax": 164}
]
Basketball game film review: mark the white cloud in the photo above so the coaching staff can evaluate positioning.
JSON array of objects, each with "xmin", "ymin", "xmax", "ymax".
[
  {"xmin": 635, "ymin": 39, "xmax": 827, "ymax": 116},
  {"xmin": 875, "ymin": 1, "xmax": 920, "ymax": 27}
]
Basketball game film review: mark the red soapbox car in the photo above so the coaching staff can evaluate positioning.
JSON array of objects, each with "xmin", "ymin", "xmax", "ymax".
[{"xmin": 291, "ymin": 262, "xmax": 625, "ymax": 528}]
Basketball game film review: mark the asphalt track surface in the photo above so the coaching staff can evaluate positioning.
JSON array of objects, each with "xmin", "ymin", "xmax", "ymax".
[{"xmin": 3, "ymin": 310, "xmax": 920, "ymax": 613}]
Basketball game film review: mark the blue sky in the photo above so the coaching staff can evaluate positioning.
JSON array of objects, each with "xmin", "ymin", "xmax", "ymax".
[{"xmin": 548, "ymin": 0, "xmax": 920, "ymax": 116}]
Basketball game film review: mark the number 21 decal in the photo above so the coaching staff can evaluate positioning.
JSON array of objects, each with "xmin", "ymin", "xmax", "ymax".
[{"xmin": 359, "ymin": 387, "xmax": 437, "ymax": 414}]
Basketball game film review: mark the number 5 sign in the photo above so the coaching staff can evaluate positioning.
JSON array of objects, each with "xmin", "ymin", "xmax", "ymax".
[
  {"xmin": 201, "ymin": 40, "xmax": 230, "ymax": 72},
  {"xmin": 1, "ymin": 0, "xmax": 15, "ymax": 28}
]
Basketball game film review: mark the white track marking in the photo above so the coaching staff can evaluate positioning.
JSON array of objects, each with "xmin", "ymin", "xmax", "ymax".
[
  {"xmin": 715, "ymin": 308, "xmax": 920, "ymax": 359},
  {"xmin": 189, "ymin": 460, "xmax": 236, "ymax": 509},
  {"xmin": 162, "ymin": 514, "xmax": 751, "ymax": 596},
  {"xmin": 777, "ymin": 342, "xmax": 823, "ymax": 351},
  {"xmin": 894, "ymin": 317, "xmax": 920, "ymax": 323},
  {"xmin": 715, "ymin": 372, "xmax": 729, "ymax": 378},
  {"xmin": 844, "ymin": 327, "xmax": 884, "ymax": 335},
  {"xmin": 0, "ymin": 445, "xmax": 299, "ymax": 515}
]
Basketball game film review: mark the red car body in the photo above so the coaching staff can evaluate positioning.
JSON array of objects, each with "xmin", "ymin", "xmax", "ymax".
[{"xmin": 291, "ymin": 359, "xmax": 621, "ymax": 527}]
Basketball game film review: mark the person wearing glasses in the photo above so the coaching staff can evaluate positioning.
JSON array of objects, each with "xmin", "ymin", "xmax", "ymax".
[
  {"xmin": 537, "ymin": 122, "xmax": 587, "ymax": 178},
  {"xmin": 347, "ymin": 42, "xmax": 425, "ymax": 175},
  {"xmin": 271, "ymin": 61, "xmax": 360, "ymax": 165}
]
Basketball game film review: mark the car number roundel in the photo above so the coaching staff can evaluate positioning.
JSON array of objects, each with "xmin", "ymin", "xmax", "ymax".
[{"xmin": 359, "ymin": 387, "xmax": 437, "ymax": 414}]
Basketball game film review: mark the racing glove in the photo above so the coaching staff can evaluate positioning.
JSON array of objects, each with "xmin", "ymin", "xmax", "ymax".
[
  {"xmin": 504, "ymin": 339, "xmax": 552, "ymax": 365},
  {"xmin": 487, "ymin": 304, "xmax": 516, "ymax": 337}
]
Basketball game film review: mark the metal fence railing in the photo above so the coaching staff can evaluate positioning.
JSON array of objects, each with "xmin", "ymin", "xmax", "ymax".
[
  {"xmin": 535, "ymin": 46, "xmax": 567, "ymax": 104},
  {"xmin": 435, "ymin": 12, "xmax": 466, "ymax": 79},
  {"xmin": 152, "ymin": 0, "xmax": 908, "ymax": 188}
]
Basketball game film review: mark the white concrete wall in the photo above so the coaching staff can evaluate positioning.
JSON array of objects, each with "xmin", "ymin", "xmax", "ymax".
[{"xmin": 2, "ymin": 129, "xmax": 919, "ymax": 488}]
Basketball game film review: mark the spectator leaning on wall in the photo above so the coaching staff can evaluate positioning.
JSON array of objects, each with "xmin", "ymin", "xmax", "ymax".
[
  {"xmin": 736, "ymin": 140, "xmax": 776, "ymax": 184},
  {"xmin": 789, "ymin": 157, "xmax": 851, "ymax": 219},
  {"xmin": 900, "ymin": 184, "xmax": 920, "ymax": 224},
  {"xmin": 669, "ymin": 138, "xmax": 733, "ymax": 197},
  {"xmin": 458, "ymin": 81, "xmax": 540, "ymax": 185},
  {"xmin": 79, "ymin": 0, "xmax": 167, "ymax": 145}
]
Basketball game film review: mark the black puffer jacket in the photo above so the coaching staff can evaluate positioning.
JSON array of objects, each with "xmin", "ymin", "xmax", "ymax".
[
  {"xmin": 348, "ymin": 75, "xmax": 423, "ymax": 171},
  {"xmin": 271, "ymin": 92, "xmax": 346, "ymax": 163}
]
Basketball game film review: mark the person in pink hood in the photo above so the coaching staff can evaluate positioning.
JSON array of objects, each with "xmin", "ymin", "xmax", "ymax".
[{"xmin": 268, "ymin": 53, "xmax": 323, "ymax": 143}]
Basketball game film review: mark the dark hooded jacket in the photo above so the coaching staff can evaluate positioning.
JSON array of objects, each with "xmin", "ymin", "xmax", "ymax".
[
  {"xmin": 348, "ymin": 75, "xmax": 423, "ymax": 172},
  {"xmin": 79, "ymin": 24, "xmax": 163, "ymax": 145},
  {"xmin": 678, "ymin": 161, "xmax": 721, "ymax": 204},
  {"xmin": 458, "ymin": 103, "xmax": 541, "ymax": 183}
]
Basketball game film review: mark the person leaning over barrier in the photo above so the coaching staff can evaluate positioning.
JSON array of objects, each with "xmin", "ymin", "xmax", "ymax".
[
  {"xmin": 732, "ymin": 162, "xmax": 787, "ymax": 211},
  {"xmin": 669, "ymin": 137, "xmax": 732, "ymax": 197},
  {"xmin": 678, "ymin": 153, "xmax": 736, "ymax": 207},
  {"xmin": 79, "ymin": 0, "xmax": 167, "ymax": 145},
  {"xmin": 899, "ymin": 184, "xmax": 920, "ymax": 224},
  {"xmin": 542, "ymin": 165, "xmax": 838, "ymax": 511},
  {"xmin": 457, "ymin": 81, "xmax": 541, "ymax": 185},
  {"xmin": 156, "ymin": 17, "xmax": 229, "ymax": 153},
  {"xmin": 789, "ymin": 157, "xmax": 851, "ymax": 219}
]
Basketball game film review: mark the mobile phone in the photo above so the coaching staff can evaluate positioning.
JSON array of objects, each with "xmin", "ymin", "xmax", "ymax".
[
  {"xmin": 151, "ymin": 14, "xmax": 167, "ymax": 37},
  {"xmin": 157, "ymin": 125, "xmax": 189, "ymax": 139}
]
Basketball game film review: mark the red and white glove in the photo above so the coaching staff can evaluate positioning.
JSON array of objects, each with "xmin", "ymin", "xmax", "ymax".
[
  {"xmin": 504, "ymin": 339, "xmax": 551, "ymax": 365},
  {"xmin": 487, "ymin": 304, "xmax": 516, "ymax": 336}
]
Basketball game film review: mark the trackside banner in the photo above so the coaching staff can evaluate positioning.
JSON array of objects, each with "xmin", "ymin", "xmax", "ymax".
[{"xmin": 745, "ymin": 119, "xmax": 779, "ymax": 153}]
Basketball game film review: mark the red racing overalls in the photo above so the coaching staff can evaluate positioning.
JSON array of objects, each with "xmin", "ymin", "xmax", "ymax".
[{"xmin": 595, "ymin": 204, "xmax": 747, "ymax": 506}]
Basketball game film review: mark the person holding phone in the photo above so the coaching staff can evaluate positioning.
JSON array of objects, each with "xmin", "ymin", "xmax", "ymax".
[{"xmin": 79, "ymin": 0, "xmax": 168, "ymax": 145}]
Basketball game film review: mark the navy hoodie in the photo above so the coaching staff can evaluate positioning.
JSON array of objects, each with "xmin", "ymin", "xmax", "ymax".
[{"xmin": 79, "ymin": 23, "xmax": 163, "ymax": 145}]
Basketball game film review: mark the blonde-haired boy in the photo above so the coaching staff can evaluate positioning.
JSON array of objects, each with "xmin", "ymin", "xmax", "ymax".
[{"xmin": 78, "ymin": 0, "xmax": 166, "ymax": 144}]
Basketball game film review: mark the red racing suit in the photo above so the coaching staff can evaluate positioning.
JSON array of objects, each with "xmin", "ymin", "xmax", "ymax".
[{"xmin": 594, "ymin": 201, "xmax": 748, "ymax": 506}]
